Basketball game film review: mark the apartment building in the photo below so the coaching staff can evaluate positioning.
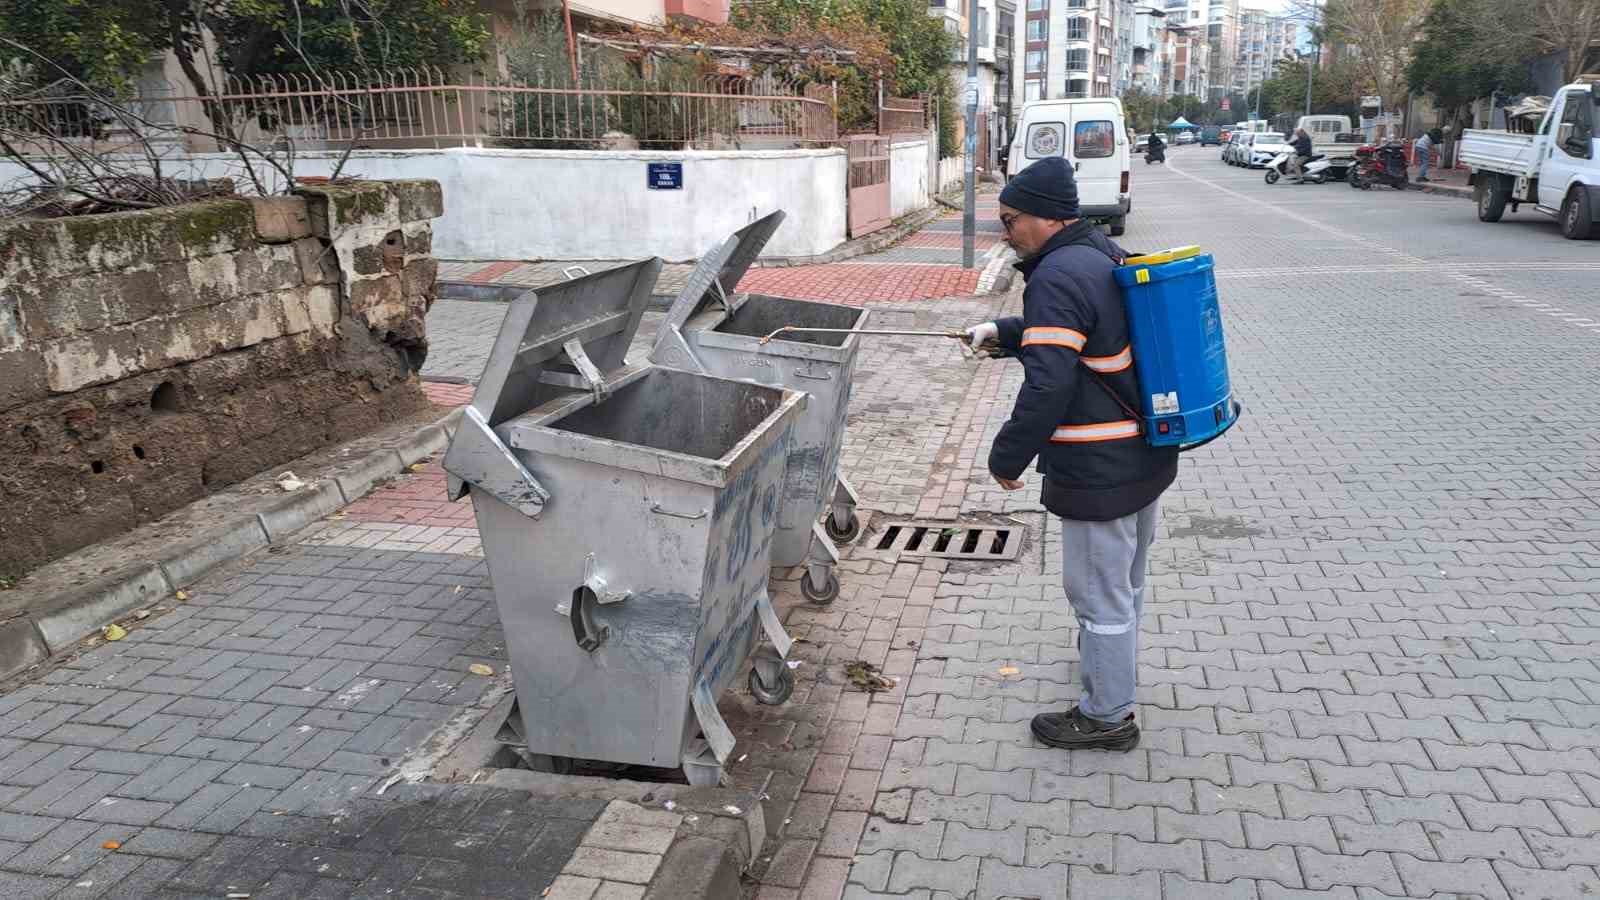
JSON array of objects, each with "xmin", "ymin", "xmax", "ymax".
[
  {"xmin": 1166, "ymin": 22, "xmax": 1210, "ymax": 98},
  {"xmin": 1160, "ymin": 0, "xmax": 1236, "ymax": 98},
  {"xmin": 1014, "ymin": 0, "xmax": 1129, "ymax": 103},
  {"xmin": 1232, "ymin": 7, "xmax": 1299, "ymax": 95},
  {"xmin": 1130, "ymin": 5, "xmax": 1171, "ymax": 96}
]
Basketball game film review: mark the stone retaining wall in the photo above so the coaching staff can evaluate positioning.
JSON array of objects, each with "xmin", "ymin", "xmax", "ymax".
[{"xmin": 0, "ymin": 180, "xmax": 443, "ymax": 575}]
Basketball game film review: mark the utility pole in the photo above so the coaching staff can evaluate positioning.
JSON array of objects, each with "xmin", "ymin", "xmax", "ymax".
[
  {"xmin": 963, "ymin": 0, "xmax": 980, "ymax": 270},
  {"xmin": 1303, "ymin": 1, "xmax": 1318, "ymax": 117}
]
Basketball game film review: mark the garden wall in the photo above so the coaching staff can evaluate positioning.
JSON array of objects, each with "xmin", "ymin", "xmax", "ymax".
[{"xmin": 0, "ymin": 181, "xmax": 443, "ymax": 574}]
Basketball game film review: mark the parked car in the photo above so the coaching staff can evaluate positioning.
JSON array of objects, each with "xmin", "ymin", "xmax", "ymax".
[
  {"xmin": 1228, "ymin": 133, "xmax": 1256, "ymax": 165},
  {"xmin": 1175, "ymin": 130, "xmax": 1196, "ymax": 145},
  {"xmin": 1007, "ymin": 97, "xmax": 1132, "ymax": 235},
  {"xmin": 1223, "ymin": 132, "xmax": 1244, "ymax": 163},
  {"xmin": 1249, "ymin": 134, "xmax": 1292, "ymax": 168},
  {"xmin": 1200, "ymin": 126, "xmax": 1223, "ymax": 146}
]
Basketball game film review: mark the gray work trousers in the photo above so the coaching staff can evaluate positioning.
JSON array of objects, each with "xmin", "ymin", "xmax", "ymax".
[{"xmin": 1061, "ymin": 500, "xmax": 1159, "ymax": 723}]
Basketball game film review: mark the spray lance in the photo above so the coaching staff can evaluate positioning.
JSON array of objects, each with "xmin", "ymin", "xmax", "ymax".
[{"xmin": 757, "ymin": 326, "xmax": 1008, "ymax": 359}]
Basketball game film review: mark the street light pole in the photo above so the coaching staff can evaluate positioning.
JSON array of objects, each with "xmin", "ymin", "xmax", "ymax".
[
  {"xmin": 1303, "ymin": 1, "xmax": 1318, "ymax": 117},
  {"xmin": 963, "ymin": 0, "xmax": 979, "ymax": 270}
]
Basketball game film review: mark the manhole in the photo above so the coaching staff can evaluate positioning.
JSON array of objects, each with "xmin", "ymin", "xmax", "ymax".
[{"xmin": 872, "ymin": 521, "xmax": 1024, "ymax": 560}]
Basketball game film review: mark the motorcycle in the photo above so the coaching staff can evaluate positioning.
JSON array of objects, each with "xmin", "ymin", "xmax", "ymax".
[
  {"xmin": 1264, "ymin": 151, "xmax": 1331, "ymax": 185},
  {"xmin": 1348, "ymin": 142, "xmax": 1409, "ymax": 190}
]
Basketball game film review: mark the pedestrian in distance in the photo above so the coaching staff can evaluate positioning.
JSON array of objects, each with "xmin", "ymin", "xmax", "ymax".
[
  {"xmin": 962, "ymin": 157, "xmax": 1179, "ymax": 752},
  {"xmin": 1415, "ymin": 128, "xmax": 1441, "ymax": 183}
]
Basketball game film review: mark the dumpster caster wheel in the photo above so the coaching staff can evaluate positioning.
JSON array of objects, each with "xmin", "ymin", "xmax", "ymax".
[
  {"xmin": 750, "ymin": 665, "xmax": 795, "ymax": 706},
  {"xmin": 824, "ymin": 513, "xmax": 861, "ymax": 544},
  {"xmin": 802, "ymin": 570, "xmax": 841, "ymax": 605}
]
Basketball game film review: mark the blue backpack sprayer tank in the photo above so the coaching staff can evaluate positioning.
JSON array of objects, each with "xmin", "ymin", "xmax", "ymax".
[{"xmin": 1111, "ymin": 245, "xmax": 1241, "ymax": 450}]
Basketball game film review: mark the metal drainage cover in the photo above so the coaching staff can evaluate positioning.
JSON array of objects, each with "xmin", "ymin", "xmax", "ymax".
[{"xmin": 873, "ymin": 521, "xmax": 1024, "ymax": 560}]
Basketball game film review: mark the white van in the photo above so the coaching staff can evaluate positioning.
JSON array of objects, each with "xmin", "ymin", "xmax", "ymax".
[{"xmin": 1006, "ymin": 98, "xmax": 1132, "ymax": 235}]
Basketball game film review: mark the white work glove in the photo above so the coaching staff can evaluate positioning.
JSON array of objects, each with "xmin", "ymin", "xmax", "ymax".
[{"xmin": 964, "ymin": 322, "xmax": 999, "ymax": 349}]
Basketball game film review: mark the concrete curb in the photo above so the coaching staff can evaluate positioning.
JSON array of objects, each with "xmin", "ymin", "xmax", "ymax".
[
  {"xmin": 1416, "ymin": 181, "xmax": 1472, "ymax": 200},
  {"xmin": 0, "ymin": 406, "xmax": 464, "ymax": 681}
]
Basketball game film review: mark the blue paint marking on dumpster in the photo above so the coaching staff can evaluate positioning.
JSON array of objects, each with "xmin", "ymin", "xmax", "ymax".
[
  {"xmin": 1112, "ymin": 246, "xmax": 1238, "ymax": 448},
  {"xmin": 648, "ymin": 162, "xmax": 684, "ymax": 190}
]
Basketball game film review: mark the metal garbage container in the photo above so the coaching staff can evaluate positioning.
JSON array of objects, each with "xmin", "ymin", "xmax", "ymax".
[
  {"xmin": 442, "ymin": 260, "xmax": 805, "ymax": 786},
  {"xmin": 650, "ymin": 211, "xmax": 866, "ymax": 606}
]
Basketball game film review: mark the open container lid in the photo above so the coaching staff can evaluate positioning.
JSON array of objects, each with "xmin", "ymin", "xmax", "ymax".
[
  {"xmin": 443, "ymin": 259, "xmax": 660, "ymax": 515},
  {"xmin": 473, "ymin": 260, "xmax": 659, "ymax": 426},
  {"xmin": 650, "ymin": 211, "xmax": 785, "ymax": 371}
]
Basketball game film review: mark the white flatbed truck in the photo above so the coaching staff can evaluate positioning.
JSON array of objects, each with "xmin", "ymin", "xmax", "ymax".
[{"xmin": 1461, "ymin": 80, "xmax": 1600, "ymax": 240}]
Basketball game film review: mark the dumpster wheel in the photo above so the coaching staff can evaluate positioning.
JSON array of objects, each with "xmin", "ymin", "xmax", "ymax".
[
  {"xmin": 825, "ymin": 512, "xmax": 862, "ymax": 544},
  {"xmin": 750, "ymin": 664, "xmax": 795, "ymax": 705},
  {"xmin": 802, "ymin": 569, "xmax": 841, "ymax": 605}
]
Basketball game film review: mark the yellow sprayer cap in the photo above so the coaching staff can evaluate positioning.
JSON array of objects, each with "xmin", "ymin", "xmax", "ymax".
[{"xmin": 1124, "ymin": 245, "xmax": 1203, "ymax": 267}]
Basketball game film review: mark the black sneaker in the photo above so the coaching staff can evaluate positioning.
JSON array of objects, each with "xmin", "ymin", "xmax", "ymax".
[{"xmin": 1030, "ymin": 706, "xmax": 1140, "ymax": 751}]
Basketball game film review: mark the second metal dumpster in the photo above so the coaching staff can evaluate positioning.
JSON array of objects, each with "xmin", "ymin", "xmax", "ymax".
[
  {"xmin": 442, "ymin": 260, "xmax": 805, "ymax": 785},
  {"xmin": 650, "ymin": 212, "xmax": 866, "ymax": 605}
]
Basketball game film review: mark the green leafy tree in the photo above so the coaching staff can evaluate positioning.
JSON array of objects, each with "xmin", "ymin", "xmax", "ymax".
[
  {"xmin": 721, "ymin": 0, "xmax": 958, "ymax": 153},
  {"xmin": 1248, "ymin": 57, "xmax": 1362, "ymax": 122},
  {"xmin": 0, "ymin": 1, "xmax": 487, "ymax": 90},
  {"xmin": 207, "ymin": 0, "xmax": 489, "ymax": 79},
  {"xmin": 0, "ymin": 0, "xmax": 169, "ymax": 89},
  {"xmin": 1407, "ymin": 0, "xmax": 1532, "ymax": 130}
]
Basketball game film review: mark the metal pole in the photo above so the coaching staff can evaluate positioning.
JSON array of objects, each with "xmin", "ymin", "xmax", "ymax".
[
  {"xmin": 1303, "ymin": 3, "xmax": 1317, "ymax": 117},
  {"xmin": 963, "ymin": 0, "xmax": 979, "ymax": 270}
]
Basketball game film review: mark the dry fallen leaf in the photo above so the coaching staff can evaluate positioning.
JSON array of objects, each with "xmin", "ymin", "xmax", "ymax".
[
  {"xmin": 408, "ymin": 463, "xmax": 425, "ymax": 473},
  {"xmin": 468, "ymin": 663, "xmax": 494, "ymax": 677},
  {"xmin": 101, "ymin": 840, "xmax": 121, "ymax": 850},
  {"xmin": 102, "ymin": 624, "xmax": 127, "ymax": 641},
  {"xmin": 134, "ymin": 610, "xmax": 151, "ymax": 620},
  {"xmin": 175, "ymin": 590, "xmax": 190, "ymax": 602},
  {"xmin": 997, "ymin": 666, "xmax": 1020, "ymax": 677}
]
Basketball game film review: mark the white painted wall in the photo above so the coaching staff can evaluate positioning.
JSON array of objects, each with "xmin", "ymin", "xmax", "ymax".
[
  {"xmin": 938, "ymin": 156, "xmax": 966, "ymax": 194},
  {"xmin": 1, "ymin": 147, "xmax": 850, "ymax": 262},
  {"xmin": 890, "ymin": 140, "xmax": 931, "ymax": 219}
]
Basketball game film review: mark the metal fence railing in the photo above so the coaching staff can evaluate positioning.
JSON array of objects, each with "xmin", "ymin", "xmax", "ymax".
[
  {"xmin": 1, "ymin": 67, "xmax": 841, "ymax": 154},
  {"xmin": 878, "ymin": 95, "xmax": 927, "ymax": 136}
]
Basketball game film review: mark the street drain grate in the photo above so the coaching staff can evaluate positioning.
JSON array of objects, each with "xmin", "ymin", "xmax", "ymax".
[{"xmin": 873, "ymin": 521, "xmax": 1024, "ymax": 560}]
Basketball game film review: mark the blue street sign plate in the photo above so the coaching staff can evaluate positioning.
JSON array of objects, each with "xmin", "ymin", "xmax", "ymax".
[{"xmin": 647, "ymin": 162, "xmax": 683, "ymax": 190}]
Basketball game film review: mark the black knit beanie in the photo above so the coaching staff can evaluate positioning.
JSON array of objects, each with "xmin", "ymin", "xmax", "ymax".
[{"xmin": 999, "ymin": 156, "xmax": 1080, "ymax": 221}]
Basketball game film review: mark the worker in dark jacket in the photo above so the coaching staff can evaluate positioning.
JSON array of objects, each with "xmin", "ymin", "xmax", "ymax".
[{"xmin": 964, "ymin": 156, "xmax": 1178, "ymax": 751}]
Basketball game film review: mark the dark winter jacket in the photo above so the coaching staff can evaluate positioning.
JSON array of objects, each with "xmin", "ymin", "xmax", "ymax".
[
  {"xmin": 1292, "ymin": 133, "xmax": 1313, "ymax": 158},
  {"xmin": 990, "ymin": 222, "xmax": 1179, "ymax": 521}
]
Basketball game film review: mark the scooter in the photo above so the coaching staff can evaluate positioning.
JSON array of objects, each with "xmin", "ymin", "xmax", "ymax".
[
  {"xmin": 1264, "ymin": 151, "xmax": 1331, "ymax": 185},
  {"xmin": 1145, "ymin": 144, "xmax": 1166, "ymax": 165},
  {"xmin": 1348, "ymin": 142, "xmax": 1409, "ymax": 190}
]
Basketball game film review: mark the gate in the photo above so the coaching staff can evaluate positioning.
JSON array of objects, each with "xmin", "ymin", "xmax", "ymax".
[{"xmin": 845, "ymin": 134, "xmax": 891, "ymax": 238}]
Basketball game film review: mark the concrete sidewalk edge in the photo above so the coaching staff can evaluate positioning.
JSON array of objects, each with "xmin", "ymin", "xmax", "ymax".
[{"xmin": 0, "ymin": 406, "xmax": 464, "ymax": 681}]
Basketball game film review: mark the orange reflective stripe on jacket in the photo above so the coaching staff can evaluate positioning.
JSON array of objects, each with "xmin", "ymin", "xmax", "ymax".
[
  {"xmin": 1080, "ymin": 345, "xmax": 1133, "ymax": 373},
  {"xmin": 1022, "ymin": 326, "xmax": 1087, "ymax": 351},
  {"xmin": 1050, "ymin": 420, "xmax": 1141, "ymax": 443}
]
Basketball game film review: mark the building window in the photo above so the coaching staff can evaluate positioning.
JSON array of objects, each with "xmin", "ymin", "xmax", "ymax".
[
  {"xmin": 1066, "ymin": 49, "xmax": 1088, "ymax": 71},
  {"xmin": 1025, "ymin": 80, "xmax": 1044, "ymax": 101},
  {"xmin": 1068, "ymin": 17, "xmax": 1088, "ymax": 40},
  {"xmin": 1027, "ymin": 19, "xmax": 1046, "ymax": 41},
  {"xmin": 1028, "ymin": 0, "xmax": 1045, "ymax": 10},
  {"xmin": 1027, "ymin": 50, "xmax": 1045, "ymax": 72},
  {"xmin": 1068, "ymin": 0, "xmax": 1086, "ymax": 7}
]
